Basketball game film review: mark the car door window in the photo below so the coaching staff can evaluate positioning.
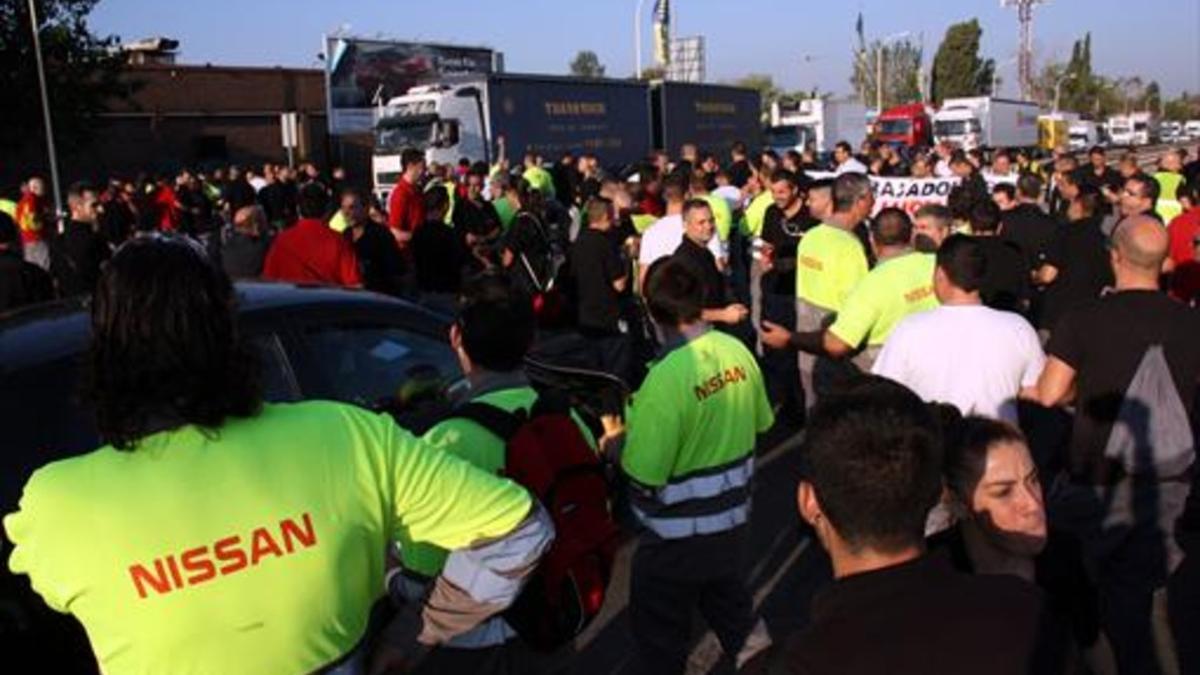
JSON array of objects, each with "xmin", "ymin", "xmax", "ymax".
[
  {"xmin": 246, "ymin": 333, "xmax": 300, "ymax": 403},
  {"xmin": 297, "ymin": 323, "xmax": 460, "ymax": 431}
]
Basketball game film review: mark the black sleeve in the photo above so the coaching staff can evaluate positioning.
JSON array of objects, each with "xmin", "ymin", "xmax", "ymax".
[
  {"xmin": 1045, "ymin": 306, "xmax": 1087, "ymax": 369},
  {"xmin": 1043, "ymin": 226, "xmax": 1068, "ymax": 268}
]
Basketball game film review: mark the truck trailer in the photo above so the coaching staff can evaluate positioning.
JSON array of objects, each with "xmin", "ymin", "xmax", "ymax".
[
  {"xmin": 764, "ymin": 98, "xmax": 866, "ymax": 155},
  {"xmin": 372, "ymin": 74, "xmax": 760, "ymax": 200},
  {"xmin": 932, "ymin": 97, "xmax": 1040, "ymax": 151}
]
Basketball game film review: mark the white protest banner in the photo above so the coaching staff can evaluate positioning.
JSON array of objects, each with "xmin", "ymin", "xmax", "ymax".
[{"xmin": 805, "ymin": 172, "xmax": 961, "ymax": 217}]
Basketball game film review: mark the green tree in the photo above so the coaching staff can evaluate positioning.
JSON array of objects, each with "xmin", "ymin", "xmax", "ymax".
[
  {"xmin": 1164, "ymin": 93, "xmax": 1200, "ymax": 121},
  {"xmin": 851, "ymin": 38, "xmax": 923, "ymax": 109},
  {"xmin": 1143, "ymin": 80, "xmax": 1162, "ymax": 115},
  {"xmin": 732, "ymin": 73, "xmax": 782, "ymax": 120},
  {"xmin": 0, "ymin": 0, "xmax": 127, "ymax": 154},
  {"xmin": 568, "ymin": 50, "xmax": 606, "ymax": 78},
  {"xmin": 929, "ymin": 19, "xmax": 995, "ymax": 104}
]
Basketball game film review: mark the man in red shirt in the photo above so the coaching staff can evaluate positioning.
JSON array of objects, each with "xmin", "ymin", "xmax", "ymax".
[
  {"xmin": 386, "ymin": 148, "xmax": 426, "ymax": 250},
  {"xmin": 1168, "ymin": 181, "xmax": 1200, "ymax": 303},
  {"xmin": 263, "ymin": 183, "xmax": 361, "ymax": 287}
]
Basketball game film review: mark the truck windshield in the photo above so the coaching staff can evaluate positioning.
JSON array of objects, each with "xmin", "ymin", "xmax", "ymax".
[
  {"xmin": 934, "ymin": 119, "xmax": 980, "ymax": 137},
  {"xmin": 1134, "ymin": 122, "xmax": 1148, "ymax": 131},
  {"xmin": 764, "ymin": 126, "xmax": 800, "ymax": 148},
  {"xmin": 878, "ymin": 119, "xmax": 912, "ymax": 136},
  {"xmin": 375, "ymin": 118, "xmax": 434, "ymax": 152}
]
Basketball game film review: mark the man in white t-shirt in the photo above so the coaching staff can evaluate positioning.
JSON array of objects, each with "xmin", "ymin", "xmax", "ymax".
[
  {"xmin": 873, "ymin": 234, "xmax": 1044, "ymax": 423},
  {"xmin": 638, "ymin": 173, "xmax": 721, "ymax": 287},
  {"xmin": 832, "ymin": 142, "xmax": 868, "ymax": 176}
]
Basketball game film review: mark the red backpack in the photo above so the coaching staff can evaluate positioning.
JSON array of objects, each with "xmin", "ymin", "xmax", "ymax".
[{"xmin": 454, "ymin": 394, "xmax": 619, "ymax": 651}]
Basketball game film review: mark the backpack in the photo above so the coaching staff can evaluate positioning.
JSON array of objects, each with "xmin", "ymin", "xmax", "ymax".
[
  {"xmin": 454, "ymin": 393, "xmax": 619, "ymax": 651},
  {"xmin": 1102, "ymin": 344, "xmax": 1196, "ymax": 478}
]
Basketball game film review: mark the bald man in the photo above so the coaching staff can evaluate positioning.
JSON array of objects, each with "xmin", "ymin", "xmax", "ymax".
[{"xmin": 1032, "ymin": 214, "xmax": 1200, "ymax": 673}]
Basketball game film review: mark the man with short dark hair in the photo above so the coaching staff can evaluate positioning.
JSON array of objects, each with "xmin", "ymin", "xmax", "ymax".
[
  {"xmin": 387, "ymin": 148, "xmax": 427, "ymax": 249},
  {"xmin": 1103, "ymin": 173, "xmax": 1161, "ymax": 237},
  {"xmin": 50, "ymin": 182, "xmax": 110, "ymax": 297},
  {"xmin": 1034, "ymin": 187, "xmax": 1113, "ymax": 334},
  {"xmin": 1167, "ymin": 180, "xmax": 1200, "ymax": 303},
  {"xmin": 1001, "ymin": 174, "xmax": 1058, "ymax": 279},
  {"xmin": 342, "ymin": 189, "xmax": 407, "ymax": 296},
  {"xmin": 728, "ymin": 141, "xmax": 752, "ymax": 188},
  {"xmin": 874, "ymin": 235, "xmax": 1044, "ymax": 424},
  {"xmin": 832, "ymin": 141, "xmax": 867, "ymax": 176},
  {"xmin": 1081, "ymin": 146, "xmax": 1122, "ymax": 213},
  {"xmin": 970, "ymin": 200, "xmax": 1030, "ymax": 315},
  {"xmin": 604, "ymin": 257, "xmax": 774, "ymax": 675},
  {"xmin": 789, "ymin": 376, "xmax": 1055, "ymax": 675},
  {"xmin": 262, "ymin": 183, "xmax": 361, "ymax": 287},
  {"xmin": 672, "ymin": 199, "xmax": 746, "ymax": 326},
  {"xmin": 1032, "ymin": 214, "xmax": 1200, "ymax": 674},
  {"xmin": 991, "ymin": 182, "xmax": 1017, "ymax": 212},
  {"xmin": 411, "ymin": 187, "xmax": 464, "ymax": 296},
  {"xmin": 570, "ymin": 196, "xmax": 633, "ymax": 383},
  {"xmin": 948, "ymin": 151, "xmax": 990, "ymax": 209},
  {"xmin": 394, "ymin": 272, "xmax": 583, "ymax": 674}
]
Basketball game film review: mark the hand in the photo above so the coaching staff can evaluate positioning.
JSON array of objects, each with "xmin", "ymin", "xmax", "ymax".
[
  {"xmin": 758, "ymin": 321, "xmax": 793, "ymax": 350},
  {"xmin": 721, "ymin": 304, "xmax": 749, "ymax": 324}
]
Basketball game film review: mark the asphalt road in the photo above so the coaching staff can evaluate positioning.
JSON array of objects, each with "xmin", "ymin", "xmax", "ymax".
[{"xmin": 542, "ymin": 419, "xmax": 826, "ymax": 675}]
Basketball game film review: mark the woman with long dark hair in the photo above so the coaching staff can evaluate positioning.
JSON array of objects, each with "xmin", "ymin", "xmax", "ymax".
[{"xmin": 4, "ymin": 235, "xmax": 551, "ymax": 674}]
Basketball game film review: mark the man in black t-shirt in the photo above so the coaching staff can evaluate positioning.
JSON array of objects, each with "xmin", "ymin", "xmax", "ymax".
[
  {"xmin": 341, "ymin": 189, "xmax": 407, "ymax": 297},
  {"xmin": 569, "ymin": 197, "xmax": 632, "ymax": 383},
  {"xmin": 672, "ymin": 199, "xmax": 746, "ymax": 326},
  {"xmin": 1080, "ymin": 146, "xmax": 1123, "ymax": 214},
  {"xmin": 1002, "ymin": 174, "xmax": 1059, "ymax": 269},
  {"xmin": 792, "ymin": 377, "xmax": 1058, "ymax": 675},
  {"xmin": 756, "ymin": 169, "xmax": 815, "ymax": 421},
  {"xmin": 969, "ymin": 200, "xmax": 1030, "ymax": 316},
  {"xmin": 1034, "ymin": 188, "xmax": 1113, "ymax": 335},
  {"xmin": 1033, "ymin": 214, "xmax": 1200, "ymax": 675},
  {"xmin": 410, "ymin": 187, "xmax": 464, "ymax": 297}
]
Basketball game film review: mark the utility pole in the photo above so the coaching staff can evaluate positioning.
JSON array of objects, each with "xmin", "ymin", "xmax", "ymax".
[
  {"xmin": 28, "ymin": 0, "xmax": 64, "ymax": 225},
  {"xmin": 1002, "ymin": 0, "xmax": 1048, "ymax": 101}
]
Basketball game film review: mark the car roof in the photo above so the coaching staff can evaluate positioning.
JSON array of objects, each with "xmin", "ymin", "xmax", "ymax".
[{"xmin": 0, "ymin": 281, "xmax": 446, "ymax": 373}]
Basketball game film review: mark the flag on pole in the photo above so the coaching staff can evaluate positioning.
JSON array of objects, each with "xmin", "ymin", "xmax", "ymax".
[{"xmin": 653, "ymin": 0, "xmax": 671, "ymax": 65}]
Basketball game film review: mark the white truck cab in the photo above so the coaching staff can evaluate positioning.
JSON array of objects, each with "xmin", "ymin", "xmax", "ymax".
[{"xmin": 372, "ymin": 84, "xmax": 489, "ymax": 202}]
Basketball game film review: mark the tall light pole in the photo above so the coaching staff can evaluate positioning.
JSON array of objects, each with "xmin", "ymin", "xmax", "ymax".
[
  {"xmin": 876, "ymin": 31, "xmax": 911, "ymax": 113},
  {"xmin": 992, "ymin": 57, "xmax": 1019, "ymax": 96},
  {"xmin": 634, "ymin": 0, "xmax": 647, "ymax": 79},
  {"xmin": 28, "ymin": 0, "xmax": 64, "ymax": 224},
  {"xmin": 1053, "ymin": 72, "xmax": 1076, "ymax": 114}
]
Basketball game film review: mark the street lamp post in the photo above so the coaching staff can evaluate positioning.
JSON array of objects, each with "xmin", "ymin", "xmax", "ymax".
[
  {"xmin": 27, "ymin": 0, "xmax": 64, "ymax": 226},
  {"xmin": 634, "ymin": 0, "xmax": 647, "ymax": 79}
]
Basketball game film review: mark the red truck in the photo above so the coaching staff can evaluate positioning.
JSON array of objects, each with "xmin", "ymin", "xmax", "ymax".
[{"xmin": 875, "ymin": 103, "xmax": 933, "ymax": 149}]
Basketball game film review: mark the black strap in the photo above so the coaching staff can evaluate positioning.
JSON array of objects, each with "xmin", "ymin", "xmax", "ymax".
[{"xmin": 455, "ymin": 402, "xmax": 526, "ymax": 442}]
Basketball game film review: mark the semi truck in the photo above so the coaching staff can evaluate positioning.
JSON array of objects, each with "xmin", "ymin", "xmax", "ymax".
[
  {"xmin": 372, "ymin": 74, "xmax": 760, "ymax": 200},
  {"xmin": 874, "ymin": 103, "xmax": 934, "ymax": 149},
  {"xmin": 1068, "ymin": 120, "xmax": 1102, "ymax": 151},
  {"xmin": 1107, "ymin": 112, "xmax": 1156, "ymax": 147},
  {"xmin": 1037, "ymin": 112, "xmax": 1080, "ymax": 152},
  {"xmin": 932, "ymin": 97, "xmax": 1040, "ymax": 150},
  {"xmin": 764, "ymin": 98, "xmax": 866, "ymax": 155},
  {"xmin": 653, "ymin": 81, "xmax": 762, "ymax": 158}
]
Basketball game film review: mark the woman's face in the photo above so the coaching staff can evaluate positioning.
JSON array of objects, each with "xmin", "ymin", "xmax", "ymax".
[{"xmin": 968, "ymin": 441, "xmax": 1047, "ymax": 556}]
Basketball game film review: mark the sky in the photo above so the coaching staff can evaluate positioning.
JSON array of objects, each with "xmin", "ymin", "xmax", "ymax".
[{"xmin": 89, "ymin": 0, "xmax": 1200, "ymax": 99}]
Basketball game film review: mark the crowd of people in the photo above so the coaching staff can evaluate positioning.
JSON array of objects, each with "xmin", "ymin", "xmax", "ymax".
[{"xmin": 2, "ymin": 134, "xmax": 1200, "ymax": 675}]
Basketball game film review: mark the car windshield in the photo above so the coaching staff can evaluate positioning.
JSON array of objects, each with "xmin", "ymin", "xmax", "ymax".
[
  {"xmin": 878, "ymin": 119, "xmax": 911, "ymax": 136},
  {"xmin": 375, "ymin": 119, "xmax": 434, "ymax": 152}
]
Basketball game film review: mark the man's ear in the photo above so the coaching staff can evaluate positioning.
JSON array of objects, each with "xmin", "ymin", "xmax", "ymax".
[
  {"xmin": 449, "ymin": 322, "xmax": 463, "ymax": 352},
  {"xmin": 797, "ymin": 480, "xmax": 824, "ymax": 528}
]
